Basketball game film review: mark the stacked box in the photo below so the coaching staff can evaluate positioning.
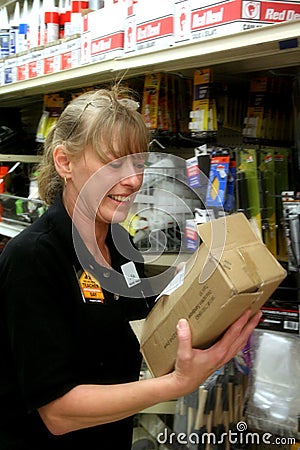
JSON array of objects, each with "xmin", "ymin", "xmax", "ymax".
[
  {"xmin": 17, "ymin": 51, "xmax": 32, "ymax": 82},
  {"xmin": 174, "ymin": 0, "xmax": 300, "ymax": 45},
  {"xmin": 124, "ymin": 0, "xmax": 174, "ymax": 55},
  {"xmin": 43, "ymin": 42, "xmax": 61, "ymax": 75},
  {"xmin": 60, "ymin": 36, "xmax": 81, "ymax": 70},
  {"xmin": 28, "ymin": 48, "xmax": 44, "ymax": 79},
  {"xmin": 4, "ymin": 55, "xmax": 17, "ymax": 84},
  {"xmin": 81, "ymin": 1, "xmax": 127, "ymax": 64}
]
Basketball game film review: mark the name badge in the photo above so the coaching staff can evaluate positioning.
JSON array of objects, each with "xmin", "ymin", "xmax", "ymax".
[
  {"xmin": 121, "ymin": 261, "xmax": 141, "ymax": 288},
  {"xmin": 79, "ymin": 271, "xmax": 105, "ymax": 303}
]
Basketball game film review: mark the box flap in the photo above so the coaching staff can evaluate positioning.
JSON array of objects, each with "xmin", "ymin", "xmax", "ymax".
[{"xmin": 197, "ymin": 213, "xmax": 261, "ymax": 252}]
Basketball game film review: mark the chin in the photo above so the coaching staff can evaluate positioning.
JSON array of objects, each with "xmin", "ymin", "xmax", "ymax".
[{"xmin": 111, "ymin": 211, "xmax": 129, "ymax": 224}]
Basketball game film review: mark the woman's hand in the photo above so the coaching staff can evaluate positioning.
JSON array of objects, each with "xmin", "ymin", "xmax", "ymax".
[
  {"xmin": 171, "ymin": 309, "xmax": 261, "ymax": 396},
  {"xmin": 38, "ymin": 309, "xmax": 261, "ymax": 435}
]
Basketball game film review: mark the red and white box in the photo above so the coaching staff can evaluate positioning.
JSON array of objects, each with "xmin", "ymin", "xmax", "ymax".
[
  {"xmin": 17, "ymin": 51, "xmax": 32, "ymax": 82},
  {"xmin": 28, "ymin": 48, "xmax": 44, "ymax": 79},
  {"xmin": 60, "ymin": 36, "xmax": 81, "ymax": 70},
  {"xmin": 43, "ymin": 42, "xmax": 61, "ymax": 75},
  {"xmin": 124, "ymin": 0, "xmax": 174, "ymax": 55},
  {"xmin": 174, "ymin": 0, "xmax": 300, "ymax": 45},
  {"xmin": 81, "ymin": 2, "xmax": 127, "ymax": 64}
]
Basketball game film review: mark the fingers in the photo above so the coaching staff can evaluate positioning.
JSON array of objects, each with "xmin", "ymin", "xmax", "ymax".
[
  {"xmin": 176, "ymin": 318, "xmax": 192, "ymax": 361},
  {"xmin": 213, "ymin": 309, "xmax": 262, "ymax": 362},
  {"xmin": 231, "ymin": 309, "xmax": 262, "ymax": 342}
]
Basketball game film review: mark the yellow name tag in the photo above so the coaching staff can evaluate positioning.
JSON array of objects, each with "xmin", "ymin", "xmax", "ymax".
[{"xmin": 79, "ymin": 271, "xmax": 104, "ymax": 303}]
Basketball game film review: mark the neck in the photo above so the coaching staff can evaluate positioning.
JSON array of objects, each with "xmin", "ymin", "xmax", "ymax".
[{"xmin": 63, "ymin": 191, "xmax": 111, "ymax": 267}]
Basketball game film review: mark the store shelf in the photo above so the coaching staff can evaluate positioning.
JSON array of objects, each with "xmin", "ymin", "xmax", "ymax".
[
  {"xmin": 0, "ymin": 154, "xmax": 42, "ymax": 163},
  {"xmin": 0, "ymin": 21, "xmax": 299, "ymax": 106},
  {"xmin": 0, "ymin": 220, "xmax": 29, "ymax": 238}
]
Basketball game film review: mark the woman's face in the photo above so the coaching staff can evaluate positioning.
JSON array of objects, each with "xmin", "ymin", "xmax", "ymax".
[{"xmin": 68, "ymin": 144, "xmax": 145, "ymax": 225}]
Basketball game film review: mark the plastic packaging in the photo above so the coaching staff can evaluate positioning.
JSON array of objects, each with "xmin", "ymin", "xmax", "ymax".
[{"xmin": 246, "ymin": 329, "xmax": 300, "ymax": 439}]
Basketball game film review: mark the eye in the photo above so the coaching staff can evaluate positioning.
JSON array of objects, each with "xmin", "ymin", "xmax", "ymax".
[
  {"xmin": 134, "ymin": 162, "xmax": 145, "ymax": 170},
  {"xmin": 109, "ymin": 161, "xmax": 122, "ymax": 169}
]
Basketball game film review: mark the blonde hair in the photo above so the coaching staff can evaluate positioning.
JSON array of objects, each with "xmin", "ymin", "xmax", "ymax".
[{"xmin": 37, "ymin": 86, "xmax": 150, "ymax": 205}]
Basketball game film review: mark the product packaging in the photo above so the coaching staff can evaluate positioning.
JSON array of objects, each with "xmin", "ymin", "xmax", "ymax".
[
  {"xmin": 135, "ymin": 212, "xmax": 286, "ymax": 377},
  {"xmin": 80, "ymin": 1, "xmax": 126, "ymax": 64},
  {"xmin": 174, "ymin": 0, "xmax": 300, "ymax": 46},
  {"xmin": 246, "ymin": 329, "xmax": 300, "ymax": 439},
  {"xmin": 124, "ymin": 0, "xmax": 174, "ymax": 55}
]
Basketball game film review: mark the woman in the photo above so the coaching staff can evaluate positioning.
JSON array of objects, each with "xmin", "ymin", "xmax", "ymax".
[{"xmin": 0, "ymin": 87, "xmax": 261, "ymax": 450}]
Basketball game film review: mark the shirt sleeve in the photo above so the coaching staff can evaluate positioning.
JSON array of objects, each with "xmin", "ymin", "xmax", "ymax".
[{"xmin": 1, "ymin": 235, "xmax": 80, "ymax": 412}]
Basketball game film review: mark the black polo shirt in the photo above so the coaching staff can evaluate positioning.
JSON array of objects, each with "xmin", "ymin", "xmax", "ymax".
[{"xmin": 0, "ymin": 194, "xmax": 155, "ymax": 450}]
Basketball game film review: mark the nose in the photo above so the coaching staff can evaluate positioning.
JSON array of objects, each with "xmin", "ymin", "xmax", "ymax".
[
  {"xmin": 119, "ymin": 171, "xmax": 143, "ymax": 191},
  {"xmin": 119, "ymin": 159, "xmax": 144, "ymax": 191}
]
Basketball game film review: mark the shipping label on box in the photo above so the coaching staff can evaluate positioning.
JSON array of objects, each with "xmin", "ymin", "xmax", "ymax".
[
  {"xmin": 139, "ymin": 213, "xmax": 287, "ymax": 377},
  {"xmin": 124, "ymin": 0, "xmax": 174, "ymax": 54},
  {"xmin": 43, "ymin": 43, "xmax": 61, "ymax": 75}
]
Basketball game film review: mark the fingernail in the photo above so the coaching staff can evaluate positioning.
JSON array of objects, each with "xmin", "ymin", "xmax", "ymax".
[{"xmin": 177, "ymin": 318, "xmax": 188, "ymax": 330}]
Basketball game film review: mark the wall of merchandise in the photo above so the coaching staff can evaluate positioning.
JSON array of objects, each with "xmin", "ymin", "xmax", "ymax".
[{"xmin": 0, "ymin": 2, "xmax": 300, "ymax": 448}]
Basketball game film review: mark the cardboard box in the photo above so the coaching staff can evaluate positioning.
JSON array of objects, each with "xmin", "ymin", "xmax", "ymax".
[
  {"xmin": 60, "ymin": 36, "xmax": 81, "ymax": 70},
  {"xmin": 43, "ymin": 42, "xmax": 61, "ymax": 75},
  {"xmin": 174, "ymin": 0, "xmax": 300, "ymax": 45},
  {"xmin": 140, "ymin": 213, "xmax": 286, "ymax": 377},
  {"xmin": 81, "ymin": 2, "xmax": 126, "ymax": 64},
  {"xmin": 4, "ymin": 55, "xmax": 17, "ymax": 84},
  {"xmin": 124, "ymin": 0, "xmax": 174, "ymax": 55},
  {"xmin": 28, "ymin": 48, "xmax": 44, "ymax": 79}
]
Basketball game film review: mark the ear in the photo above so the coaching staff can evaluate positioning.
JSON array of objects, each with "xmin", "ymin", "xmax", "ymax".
[{"xmin": 53, "ymin": 145, "xmax": 72, "ymax": 179}]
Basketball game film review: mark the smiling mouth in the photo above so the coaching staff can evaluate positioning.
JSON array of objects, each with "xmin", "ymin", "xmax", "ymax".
[{"xmin": 108, "ymin": 194, "xmax": 131, "ymax": 203}]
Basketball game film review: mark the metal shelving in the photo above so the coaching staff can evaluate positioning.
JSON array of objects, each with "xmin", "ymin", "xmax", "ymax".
[
  {"xmin": 0, "ymin": 21, "xmax": 299, "ymax": 106},
  {"xmin": 0, "ymin": 220, "xmax": 29, "ymax": 237},
  {"xmin": 0, "ymin": 21, "xmax": 299, "ymax": 237}
]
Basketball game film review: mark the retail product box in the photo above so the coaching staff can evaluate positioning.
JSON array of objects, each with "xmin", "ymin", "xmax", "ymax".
[
  {"xmin": 28, "ymin": 47, "xmax": 44, "ymax": 79},
  {"xmin": 174, "ymin": 0, "xmax": 300, "ymax": 45},
  {"xmin": 16, "ymin": 51, "xmax": 32, "ymax": 81},
  {"xmin": 124, "ymin": 0, "xmax": 174, "ymax": 54},
  {"xmin": 43, "ymin": 42, "xmax": 61, "ymax": 75},
  {"xmin": 81, "ymin": 3, "xmax": 126, "ymax": 64},
  {"xmin": 0, "ymin": 59, "xmax": 4, "ymax": 86},
  {"xmin": 4, "ymin": 55, "xmax": 17, "ymax": 84},
  {"xmin": 0, "ymin": 31, "xmax": 10, "ymax": 59},
  {"xmin": 60, "ymin": 35, "xmax": 81, "ymax": 70},
  {"xmin": 139, "ymin": 213, "xmax": 287, "ymax": 377}
]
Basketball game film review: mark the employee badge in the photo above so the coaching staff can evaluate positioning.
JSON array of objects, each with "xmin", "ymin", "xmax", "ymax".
[
  {"xmin": 121, "ymin": 261, "xmax": 141, "ymax": 288},
  {"xmin": 79, "ymin": 271, "xmax": 105, "ymax": 303}
]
